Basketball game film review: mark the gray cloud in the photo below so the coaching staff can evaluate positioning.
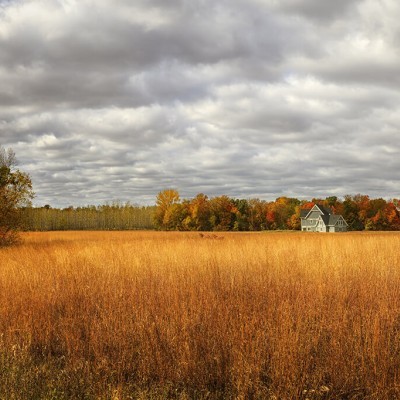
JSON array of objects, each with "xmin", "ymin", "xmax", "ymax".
[
  {"xmin": 0, "ymin": 0, "xmax": 399, "ymax": 207},
  {"xmin": 275, "ymin": 0, "xmax": 361, "ymax": 22}
]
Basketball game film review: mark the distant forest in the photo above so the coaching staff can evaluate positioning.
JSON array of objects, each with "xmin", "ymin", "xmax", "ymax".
[
  {"xmin": 22, "ymin": 202, "xmax": 155, "ymax": 231},
  {"xmin": 22, "ymin": 192, "xmax": 400, "ymax": 231}
]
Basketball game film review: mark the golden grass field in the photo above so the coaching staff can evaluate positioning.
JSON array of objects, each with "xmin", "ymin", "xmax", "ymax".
[{"xmin": 1, "ymin": 231, "xmax": 400, "ymax": 399}]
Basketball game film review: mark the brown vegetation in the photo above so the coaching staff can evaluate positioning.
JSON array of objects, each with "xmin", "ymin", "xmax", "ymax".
[{"xmin": 1, "ymin": 231, "xmax": 400, "ymax": 399}]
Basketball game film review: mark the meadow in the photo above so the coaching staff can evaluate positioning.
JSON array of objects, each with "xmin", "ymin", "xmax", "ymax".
[{"xmin": 1, "ymin": 231, "xmax": 400, "ymax": 399}]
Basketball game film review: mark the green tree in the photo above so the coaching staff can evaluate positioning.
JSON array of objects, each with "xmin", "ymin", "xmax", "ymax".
[
  {"xmin": 325, "ymin": 196, "xmax": 338, "ymax": 207},
  {"xmin": 0, "ymin": 146, "xmax": 34, "ymax": 246}
]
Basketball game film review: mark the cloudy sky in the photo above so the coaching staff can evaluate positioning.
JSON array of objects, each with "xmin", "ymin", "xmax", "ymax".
[{"xmin": 1, "ymin": 0, "xmax": 399, "ymax": 207}]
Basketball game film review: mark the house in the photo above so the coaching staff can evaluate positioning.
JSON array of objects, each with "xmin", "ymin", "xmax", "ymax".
[{"xmin": 300, "ymin": 204, "xmax": 348, "ymax": 232}]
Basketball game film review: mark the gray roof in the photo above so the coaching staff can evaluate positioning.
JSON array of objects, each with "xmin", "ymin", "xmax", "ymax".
[
  {"xmin": 300, "ymin": 209, "xmax": 310, "ymax": 218},
  {"xmin": 300, "ymin": 204, "xmax": 331, "ymax": 219},
  {"xmin": 320, "ymin": 214, "xmax": 330, "ymax": 225},
  {"xmin": 328, "ymin": 215, "xmax": 341, "ymax": 225},
  {"xmin": 320, "ymin": 214, "xmax": 345, "ymax": 226},
  {"xmin": 315, "ymin": 204, "xmax": 331, "ymax": 215}
]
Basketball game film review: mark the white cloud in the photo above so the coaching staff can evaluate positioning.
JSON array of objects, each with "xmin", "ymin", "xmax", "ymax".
[{"xmin": 0, "ymin": 0, "xmax": 399, "ymax": 206}]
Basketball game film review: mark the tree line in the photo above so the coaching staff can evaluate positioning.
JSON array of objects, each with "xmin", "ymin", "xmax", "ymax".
[
  {"xmin": 21, "ymin": 202, "xmax": 155, "ymax": 231},
  {"xmin": 17, "ymin": 191, "xmax": 400, "ymax": 233},
  {"xmin": 2, "ymin": 144, "xmax": 400, "ymax": 247},
  {"xmin": 154, "ymin": 189, "xmax": 400, "ymax": 232}
]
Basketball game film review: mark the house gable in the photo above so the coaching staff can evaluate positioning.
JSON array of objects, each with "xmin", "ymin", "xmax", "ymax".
[
  {"xmin": 300, "ymin": 203, "xmax": 347, "ymax": 232},
  {"xmin": 303, "ymin": 204, "xmax": 331, "ymax": 220}
]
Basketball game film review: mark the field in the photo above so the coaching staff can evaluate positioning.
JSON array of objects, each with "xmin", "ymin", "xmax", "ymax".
[{"xmin": 1, "ymin": 231, "xmax": 400, "ymax": 399}]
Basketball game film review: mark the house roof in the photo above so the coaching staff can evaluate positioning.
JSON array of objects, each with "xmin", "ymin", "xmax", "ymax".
[
  {"xmin": 315, "ymin": 204, "xmax": 331, "ymax": 215},
  {"xmin": 328, "ymin": 215, "xmax": 341, "ymax": 225},
  {"xmin": 300, "ymin": 204, "xmax": 331, "ymax": 219},
  {"xmin": 319, "ymin": 214, "xmax": 348, "ymax": 226},
  {"xmin": 300, "ymin": 209, "xmax": 310, "ymax": 218},
  {"xmin": 330, "ymin": 215, "xmax": 348, "ymax": 226}
]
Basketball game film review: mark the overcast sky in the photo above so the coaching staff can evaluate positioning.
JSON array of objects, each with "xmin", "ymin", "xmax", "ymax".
[{"xmin": 1, "ymin": 0, "xmax": 399, "ymax": 207}]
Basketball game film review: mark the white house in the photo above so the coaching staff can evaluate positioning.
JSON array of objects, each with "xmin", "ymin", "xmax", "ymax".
[{"xmin": 300, "ymin": 204, "xmax": 348, "ymax": 232}]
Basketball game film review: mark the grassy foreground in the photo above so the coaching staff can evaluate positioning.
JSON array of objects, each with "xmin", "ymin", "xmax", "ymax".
[{"xmin": 1, "ymin": 231, "xmax": 400, "ymax": 399}]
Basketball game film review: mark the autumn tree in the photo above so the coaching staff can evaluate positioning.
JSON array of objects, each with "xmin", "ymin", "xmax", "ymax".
[
  {"xmin": 154, "ymin": 189, "xmax": 181, "ymax": 230},
  {"xmin": 287, "ymin": 206, "xmax": 301, "ymax": 230},
  {"xmin": 0, "ymin": 146, "xmax": 34, "ymax": 246},
  {"xmin": 247, "ymin": 198, "xmax": 268, "ymax": 231},
  {"xmin": 231, "ymin": 198, "xmax": 249, "ymax": 231},
  {"xmin": 163, "ymin": 201, "xmax": 189, "ymax": 230},
  {"xmin": 385, "ymin": 202, "xmax": 400, "ymax": 230},
  {"xmin": 183, "ymin": 193, "xmax": 211, "ymax": 231},
  {"xmin": 208, "ymin": 196, "xmax": 237, "ymax": 231},
  {"xmin": 267, "ymin": 197, "xmax": 300, "ymax": 230},
  {"xmin": 366, "ymin": 201, "xmax": 400, "ymax": 231},
  {"xmin": 342, "ymin": 195, "xmax": 363, "ymax": 230}
]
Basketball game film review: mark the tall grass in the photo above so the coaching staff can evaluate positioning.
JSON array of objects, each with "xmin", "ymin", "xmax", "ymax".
[{"xmin": 1, "ymin": 231, "xmax": 400, "ymax": 399}]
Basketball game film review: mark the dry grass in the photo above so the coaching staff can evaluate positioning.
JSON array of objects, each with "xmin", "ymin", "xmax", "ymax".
[{"xmin": 1, "ymin": 231, "xmax": 400, "ymax": 399}]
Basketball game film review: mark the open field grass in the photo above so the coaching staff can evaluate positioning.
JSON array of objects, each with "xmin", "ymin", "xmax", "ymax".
[{"xmin": 1, "ymin": 231, "xmax": 400, "ymax": 399}]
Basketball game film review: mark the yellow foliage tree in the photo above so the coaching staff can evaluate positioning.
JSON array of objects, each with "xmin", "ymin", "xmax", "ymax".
[
  {"xmin": 0, "ymin": 146, "xmax": 34, "ymax": 246},
  {"xmin": 154, "ymin": 189, "xmax": 180, "ymax": 229}
]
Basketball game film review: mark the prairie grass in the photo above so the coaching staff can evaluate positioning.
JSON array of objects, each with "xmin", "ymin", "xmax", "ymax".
[{"xmin": 1, "ymin": 231, "xmax": 400, "ymax": 399}]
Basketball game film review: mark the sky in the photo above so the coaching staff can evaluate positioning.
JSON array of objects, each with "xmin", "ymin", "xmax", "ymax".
[{"xmin": 1, "ymin": 0, "xmax": 399, "ymax": 207}]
